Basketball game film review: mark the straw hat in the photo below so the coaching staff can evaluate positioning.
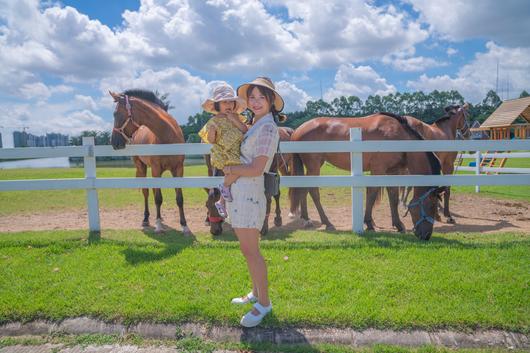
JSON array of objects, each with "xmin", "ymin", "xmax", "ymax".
[
  {"xmin": 202, "ymin": 83, "xmax": 247, "ymax": 114},
  {"xmin": 237, "ymin": 77, "xmax": 285, "ymax": 112}
]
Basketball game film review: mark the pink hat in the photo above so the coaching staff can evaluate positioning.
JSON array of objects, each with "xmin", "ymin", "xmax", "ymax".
[{"xmin": 202, "ymin": 83, "xmax": 247, "ymax": 114}]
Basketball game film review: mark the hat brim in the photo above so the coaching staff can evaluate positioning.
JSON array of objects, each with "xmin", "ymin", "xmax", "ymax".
[
  {"xmin": 237, "ymin": 83, "xmax": 285, "ymax": 112},
  {"xmin": 201, "ymin": 97, "xmax": 247, "ymax": 114}
]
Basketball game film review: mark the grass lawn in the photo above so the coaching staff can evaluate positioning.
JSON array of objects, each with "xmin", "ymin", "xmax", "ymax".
[{"xmin": 0, "ymin": 229, "xmax": 528, "ymax": 332}]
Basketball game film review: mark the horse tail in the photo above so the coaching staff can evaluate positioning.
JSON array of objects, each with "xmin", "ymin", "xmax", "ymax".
[{"xmin": 289, "ymin": 152, "xmax": 305, "ymax": 213}]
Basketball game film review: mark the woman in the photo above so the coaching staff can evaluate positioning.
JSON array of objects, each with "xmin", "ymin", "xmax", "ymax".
[{"xmin": 223, "ymin": 77, "xmax": 285, "ymax": 327}]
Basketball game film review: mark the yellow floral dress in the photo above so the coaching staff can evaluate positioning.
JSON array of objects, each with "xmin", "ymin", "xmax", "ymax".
[{"xmin": 198, "ymin": 115, "xmax": 247, "ymax": 170}]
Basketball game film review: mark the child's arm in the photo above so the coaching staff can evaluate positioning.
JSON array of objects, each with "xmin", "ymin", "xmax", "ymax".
[
  {"xmin": 206, "ymin": 124, "xmax": 217, "ymax": 144},
  {"xmin": 226, "ymin": 113, "xmax": 248, "ymax": 133}
]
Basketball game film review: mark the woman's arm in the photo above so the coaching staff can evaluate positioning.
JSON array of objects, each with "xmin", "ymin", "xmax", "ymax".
[{"xmin": 223, "ymin": 156, "xmax": 268, "ymax": 178}]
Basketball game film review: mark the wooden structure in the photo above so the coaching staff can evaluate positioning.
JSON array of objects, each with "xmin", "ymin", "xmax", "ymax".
[
  {"xmin": 471, "ymin": 96, "xmax": 530, "ymax": 171},
  {"xmin": 473, "ymin": 96, "xmax": 530, "ymax": 140}
]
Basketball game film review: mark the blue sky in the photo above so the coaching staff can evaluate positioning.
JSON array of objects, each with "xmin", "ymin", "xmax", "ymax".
[{"xmin": 0, "ymin": 0, "xmax": 529, "ymax": 146}]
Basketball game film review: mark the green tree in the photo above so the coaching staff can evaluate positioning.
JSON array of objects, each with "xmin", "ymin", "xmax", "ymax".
[{"xmin": 520, "ymin": 90, "xmax": 529, "ymax": 98}]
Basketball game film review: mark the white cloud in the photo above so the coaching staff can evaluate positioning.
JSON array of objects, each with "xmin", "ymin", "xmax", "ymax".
[
  {"xmin": 74, "ymin": 95, "xmax": 98, "ymax": 111},
  {"xmin": 383, "ymin": 55, "xmax": 446, "ymax": 72},
  {"xmin": 407, "ymin": 0, "xmax": 530, "ymax": 46},
  {"xmin": 325, "ymin": 65, "xmax": 396, "ymax": 101},
  {"xmin": 447, "ymin": 47, "xmax": 457, "ymax": 56},
  {"xmin": 0, "ymin": 103, "xmax": 110, "ymax": 136},
  {"xmin": 100, "ymin": 67, "xmax": 211, "ymax": 123},
  {"xmin": 275, "ymin": 80, "xmax": 313, "ymax": 112},
  {"xmin": 407, "ymin": 42, "xmax": 530, "ymax": 102},
  {"xmin": 278, "ymin": 0, "xmax": 429, "ymax": 65}
]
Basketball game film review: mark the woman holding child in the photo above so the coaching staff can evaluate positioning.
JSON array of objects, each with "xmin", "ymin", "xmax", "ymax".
[{"xmin": 199, "ymin": 77, "xmax": 285, "ymax": 327}]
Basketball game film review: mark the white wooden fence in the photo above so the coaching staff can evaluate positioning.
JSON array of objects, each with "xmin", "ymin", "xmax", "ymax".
[{"xmin": 1, "ymin": 129, "xmax": 529, "ymax": 234}]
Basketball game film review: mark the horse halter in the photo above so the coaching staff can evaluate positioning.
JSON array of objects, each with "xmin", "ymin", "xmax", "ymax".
[
  {"xmin": 456, "ymin": 107, "xmax": 470, "ymax": 140},
  {"xmin": 113, "ymin": 95, "xmax": 141, "ymax": 143},
  {"xmin": 405, "ymin": 187, "xmax": 438, "ymax": 231}
]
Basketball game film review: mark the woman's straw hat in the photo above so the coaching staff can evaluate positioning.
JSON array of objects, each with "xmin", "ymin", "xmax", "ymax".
[
  {"xmin": 237, "ymin": 77, "xmax": 285, "ymax": 112},
  {"xmin": 202, "ymin": 83, "xmax": 247, "ymax": 114}
]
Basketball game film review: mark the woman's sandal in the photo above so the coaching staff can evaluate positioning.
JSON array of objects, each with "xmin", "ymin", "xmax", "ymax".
[
  {"xmin": 231, "ymin": 291, "xmax": 257, "ymax": 305},
  {"xmin": 240, "ymin": 302, "xmax": 272, "ymax": 328}
]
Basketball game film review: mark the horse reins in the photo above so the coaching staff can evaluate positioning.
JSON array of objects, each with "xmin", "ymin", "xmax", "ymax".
[
  {"xmin": 456, "ymin": 107, "xmax": 470, "ymax": 140},
  {"xmin": 113, "ymin": 94, "xmax": 141, "ymax": 143},
  {"xmin": 405, "ymin": 187, "xmax": 438, "ymax": 231}
]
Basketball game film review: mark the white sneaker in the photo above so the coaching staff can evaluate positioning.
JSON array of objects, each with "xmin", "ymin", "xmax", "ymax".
[
  {"xmin": 240, "ymin": 302, "xmax": 272, "ymax": 328},
  {"xmin": 231, "ymin": 291, "xmax": 257, "ymax": 305}
]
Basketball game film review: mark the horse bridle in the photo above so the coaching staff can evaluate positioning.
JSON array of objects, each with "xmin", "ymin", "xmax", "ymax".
[
  {"xmin": 456, "ymin": 106, "xmax": 470, "ymax": 140},
  {"xmin": 113, "ymin": 94, "xmax": 141, "ymax": 143},
  {"xmin": 405, "ymin": 187, "xmax": 438, "ymax": 231}
]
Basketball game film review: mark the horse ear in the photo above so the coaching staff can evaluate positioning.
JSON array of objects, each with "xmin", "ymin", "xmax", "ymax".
[
  {"xmin": 109, "ymin": 91, "xmax": 120, "ymax": 102},
  {"xmin": 444, "ymin": 106, "xmax": 457, "ymax": 115},
  {"xmin": 462, "ymin": 102, "xmax": 470, "ymax": 110}
]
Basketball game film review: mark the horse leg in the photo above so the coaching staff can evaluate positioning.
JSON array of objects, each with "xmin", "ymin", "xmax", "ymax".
[
  {"xmin": 134, "ymin": 157, "xmax": 150, "ymax": 227},
  {"xmin": 171, "ymin": 166, "xmax": 192, "ymax": 236},
  {"xmin": 273, "ymin": 190, "xmax": 282, "ymax": 227},
  {"xmin": 299, "ymin": 188, "xmax": 313, "ymax": 228},
  {"xmin": 387, "ymin": 187, "xmax": 406, "ymax": 233},
  {"xmin": 303, "ymin": 162, "xmax": 334, "ymax": 230},
  {"xmin": 444, "ymin": 186, "xmax": 455, "ymax": 223},
  {"xmin": 151, "ymin": 166, "xmax": 164, "ymax": 234},
  {"xmin": 261, "ymin": 194, "xmax": 272, "ymax": 236},
  {"xmin": 364, "ymin": 187, "xmax": 379, "ymax": 231}
]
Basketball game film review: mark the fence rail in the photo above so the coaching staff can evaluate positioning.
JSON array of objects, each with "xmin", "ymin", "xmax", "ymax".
[{"xmin": 1, "ymin": 130, "xmax": 529, "ymax": 234}]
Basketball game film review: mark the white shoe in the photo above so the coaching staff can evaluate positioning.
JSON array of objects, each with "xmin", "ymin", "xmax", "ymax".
[
  {"xmin": 231, "ymin": 291, "xmax": 257, "ymax": 305},
  {"xmin": 240, "ymin": 302, "xmax": 272, "ymax": 328}
]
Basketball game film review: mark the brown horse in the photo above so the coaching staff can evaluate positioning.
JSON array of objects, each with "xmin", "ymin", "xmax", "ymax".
[
  {"xmin": 205, "ymin": 126, "xmax": 294, "ymax": 236},
  {"xmin": 289, "ymin": 112, "xmax": 443, "ymax": 240},
  {"xmin": 109, "ymin": 89, "xmax": 192, "ymax": 236},
  {"xmin": 400, "ymin": 104, "xmax": 470, "ymax": 223}
]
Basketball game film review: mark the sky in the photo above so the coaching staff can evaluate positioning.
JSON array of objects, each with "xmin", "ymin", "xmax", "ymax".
[{"xmin": 0, "ymin": 0, "xmax": 529, "ymax": 147}]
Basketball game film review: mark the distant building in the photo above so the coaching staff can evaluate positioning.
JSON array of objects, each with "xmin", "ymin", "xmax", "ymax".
[
  {"xmin": 46, "ymin": 133, "xmax": 69, "ymax": 147},
  {"xmin": 13, "ymin": 131, "xmax": 28, "ymax": 147},
  {"xmin": 13, "ymin": 131, "xmax": 69, "ymax": 147}
]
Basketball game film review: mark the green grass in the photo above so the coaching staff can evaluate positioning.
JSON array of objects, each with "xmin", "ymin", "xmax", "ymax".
[
  {"xmin": 0, "ymin": 229, "xmax": 528, "ymax": 332},
  {"xmin": 2, "ymin": 334, "xmax": 525, "ymax": 353}
]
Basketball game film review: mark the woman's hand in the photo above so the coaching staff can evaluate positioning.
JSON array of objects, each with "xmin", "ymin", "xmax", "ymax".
[
  {"xmin": 206, "ymin": 124, "xmax": 217, "ymax": 144},
  {"xmin": 223, "ymin": 165, "xmax": 232, "ymax": 175}
]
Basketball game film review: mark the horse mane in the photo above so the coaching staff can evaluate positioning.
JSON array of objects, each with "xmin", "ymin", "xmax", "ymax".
[
  {"xmin": 123, "ymin": 89, "xmax": 169, "ymax": 111},
  {"xmin": 379, "ymin": 112, "xmax": 441, "ymax": 175},
  {"xmin": 432, "ymin": 105, "xmax": 460, "ymax": 124}
]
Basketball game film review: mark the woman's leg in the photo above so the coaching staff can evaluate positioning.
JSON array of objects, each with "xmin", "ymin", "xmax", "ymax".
[{"xmin": 234, "ymin": 227, "xmax": 270, "ymax": 312}]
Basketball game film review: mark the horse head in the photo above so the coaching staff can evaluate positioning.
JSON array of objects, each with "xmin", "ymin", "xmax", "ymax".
[
  {"xmin": 446, "ymin": 103, "xmax": 471, "ymax": 140},
  {"xmin": 109, "ymin": 91, "xmax": 142, "ymax": 150},
  {"xmin": 205, "ymin": 188, "xmax": 224, "ymax": 236},
  {"xmin": 408, "ymin": 186, "xmax": 445, "ymax": 240}
]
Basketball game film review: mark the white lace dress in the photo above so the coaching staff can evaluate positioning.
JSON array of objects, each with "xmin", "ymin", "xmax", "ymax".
[{"xmin": 226, "ymin": 114, "xmax": 279, "ymax": 229}]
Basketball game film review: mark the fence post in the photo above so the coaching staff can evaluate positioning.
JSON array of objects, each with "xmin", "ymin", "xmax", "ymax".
[
  {"xmin": 475, "ymin": 150, "xmax": 481, "ymax": 193},
  {"xmin": 350, "ymin": 128, "xmax": 364, "ymax": 234},
  {"xmin": 83, "ymin": 137, "xmax": 101, "ymax": 233}
]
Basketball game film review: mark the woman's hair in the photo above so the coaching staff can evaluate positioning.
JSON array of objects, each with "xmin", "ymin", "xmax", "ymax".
[
  {"xmin": 246, "ymin": 85, "xmax": 287, "ymax": 123},
  {"xmin": 213, "ymin": 100, "xmax": 236, "ymax": 113}
]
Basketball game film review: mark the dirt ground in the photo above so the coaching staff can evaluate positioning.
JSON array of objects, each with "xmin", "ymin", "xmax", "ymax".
[{"xmin": 0, "ymin": 192, "xmax": 529, "ymax": 235}]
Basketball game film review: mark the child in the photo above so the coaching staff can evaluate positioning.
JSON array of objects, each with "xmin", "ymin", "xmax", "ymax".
[{"xmin": 199, "ymin": 83, "xmax": 248, "ymax": 217}]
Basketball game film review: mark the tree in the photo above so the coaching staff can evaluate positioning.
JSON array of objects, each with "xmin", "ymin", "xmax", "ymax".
[{"xmin": 520, "ymin": 90, "xmax": 529, "ymax": 98}]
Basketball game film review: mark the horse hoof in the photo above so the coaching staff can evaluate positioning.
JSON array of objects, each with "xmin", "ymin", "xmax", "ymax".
[
  {"xmin": 260, "ymin": 227, "xmax": 268, "ymax": 236},
  {"xmin": 288, "ymin": 212, "xmax": 299, "ymax": 219},
  {"xmin": 394, "ymin": 223, "xmax": 406, "ymax": 233},
  {"xmin": 302, "ymin": 220, "xmax": 314, "ymax": 228},
  {"xmin": 326, "ymin": 224, "xmax": 336, "ymax": 231},
  {"xmin": 142, "ymin": 221, "xmax": 150, "ymax": 227},
  {"xmin": 155, "ymin": 219, "xmax": 164, "ymax": 234},
  {"xmin": 274, "ymin": 217, "xmax": 282, "ymax": 227},
  {"xmin": 182, "ymin": 226, "xmax": 193, "ymax": 237},
  {"xmin": 446, "ymin": 217, "xmax": 455, "ymax": 224}
]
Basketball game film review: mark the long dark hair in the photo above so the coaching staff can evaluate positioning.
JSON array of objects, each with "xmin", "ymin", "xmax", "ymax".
[{"xmin": 246, "ymin": 85, "xmax": 287, "ymax": 124}]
